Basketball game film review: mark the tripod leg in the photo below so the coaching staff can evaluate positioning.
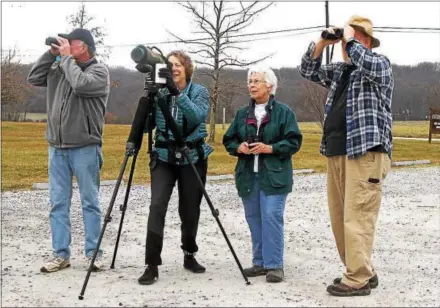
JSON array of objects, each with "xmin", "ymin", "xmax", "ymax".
[
  {"xmin": 182, "ymin": 150, "xmax": 250, "ymax": 285},
  {"xmin": 79, "ymin": 152, "xmax": 131, "ymax": 300},
  {"xmin": 110, "ymin": 151, "xmax": 139, "ymax": 269}
]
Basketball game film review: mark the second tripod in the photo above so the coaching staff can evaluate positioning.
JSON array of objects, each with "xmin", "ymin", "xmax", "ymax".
[{"xmin": 79, "ymin": 73, "xmax": 250, "ymax": 300}]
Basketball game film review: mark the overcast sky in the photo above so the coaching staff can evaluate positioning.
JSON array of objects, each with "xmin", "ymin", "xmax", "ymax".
[{"xmin": 2, "ymin": 1, "xmax": 440, "ymax": 70}]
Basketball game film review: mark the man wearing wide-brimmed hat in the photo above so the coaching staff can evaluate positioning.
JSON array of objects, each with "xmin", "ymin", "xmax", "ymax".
[{"xmin": 300, "ymin": 15, "xmax": 394, "ymax": 296}]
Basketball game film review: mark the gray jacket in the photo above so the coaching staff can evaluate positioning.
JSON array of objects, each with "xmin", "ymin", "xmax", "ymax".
[{"xmin": 28, "ymin": 51, "xmax": 110, "ymax": 148}]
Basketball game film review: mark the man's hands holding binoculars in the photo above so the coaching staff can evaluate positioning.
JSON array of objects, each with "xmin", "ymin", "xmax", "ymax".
[
  {"xmin": 49, "ymin": 37, "xmax": 71, "ymax": 57},
  {"xmin": 319, "ymin": 25, "xmax": 355, "ymax": 46},
  {"xmin": 238, "ymin": 142, "xmax": 273, "ymax": 155}
]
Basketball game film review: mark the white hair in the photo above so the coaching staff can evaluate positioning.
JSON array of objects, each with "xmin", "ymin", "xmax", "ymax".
[{"xmin": 247, "ymin": 64, "xmax": 278, "ymax": 95}]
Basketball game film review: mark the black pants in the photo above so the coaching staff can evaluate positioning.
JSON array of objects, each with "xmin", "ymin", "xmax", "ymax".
[{"xmin": 145, "ymin": 158, "xmax": 208, "ymax": 266}]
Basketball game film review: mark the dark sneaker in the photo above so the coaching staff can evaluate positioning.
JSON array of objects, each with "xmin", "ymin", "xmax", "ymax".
[
  {"xmin": 243, "ymin": 265, "xmax": 267, "ymax": 277},
  {"xmin": 333, "ymin": 274, "xmax": 378, "ymax": 289},
  {"xmin": 138, "ymin": 265, "xmax": 159, "ymax": 285},
  {"xmin": 266, "ymin": 269, "xmax": 284, "ymax": 283},
  {"xmin": 184, "ymin": 256, "xmax": 206, "ymax": 273},
  {"xmin": 327, "ymin": 282, "xmax": 371, "ymax": 296}
]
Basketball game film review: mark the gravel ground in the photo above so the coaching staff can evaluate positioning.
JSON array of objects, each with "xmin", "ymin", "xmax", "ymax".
[{"xmin": 1, "ymin": 167, "xmax": 439, "ymax": 307}]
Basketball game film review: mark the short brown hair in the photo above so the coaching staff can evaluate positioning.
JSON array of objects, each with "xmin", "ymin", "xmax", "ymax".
[{"xmin": 167, "ymin": 50, "xmax": 194, "ymax": 82}]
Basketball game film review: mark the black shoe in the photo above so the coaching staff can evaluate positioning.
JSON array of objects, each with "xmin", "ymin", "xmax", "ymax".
[
  {"xmin": 184, "ymin": 256, "xmax": 206, "ymax": 273},
  {"xmin": 333, "ymin": 274, "xmax": 378, "ymax": 289},
  {"xmin": 266, "ymin": 269, "xmax": 284, "ymax": 283},
  {"xmin": 138, "ymin": 265, "xmax": 159, "ymax": 285},
  {"xmin": 243, "ymin": 265, "xmax": 267, "ymax": 277}
]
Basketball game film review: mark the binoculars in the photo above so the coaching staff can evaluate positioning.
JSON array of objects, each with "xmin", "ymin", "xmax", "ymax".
[
  {"xmin": 45, "ymin": 37, "xmax": 59, "ymax": 47},
  {"xmin": 247, "ymin": 136, "xmax": 261, "ymax": 149},
  {"xmin": 321, "ymin": 28, "xmax": 344, "ymax": 40}
]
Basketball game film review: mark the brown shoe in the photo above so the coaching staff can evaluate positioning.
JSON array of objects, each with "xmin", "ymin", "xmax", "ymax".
[
  {"xmin": 333, "ymin": 274, "xmax": 378, "ymax": 289},
  {"xmin": 327, "ymin": 282, "xmax": 371, "ymax": 296}
]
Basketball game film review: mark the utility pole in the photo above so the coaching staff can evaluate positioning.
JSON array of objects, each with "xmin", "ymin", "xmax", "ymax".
[{"xmin": 325, "ymin": 0, "xmax": 330, "ymax": 64}]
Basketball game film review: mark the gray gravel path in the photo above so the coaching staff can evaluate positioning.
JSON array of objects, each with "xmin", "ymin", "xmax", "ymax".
[{"xmin": 1, "ymin": 167, "xmax": 439, "ymax": 307}]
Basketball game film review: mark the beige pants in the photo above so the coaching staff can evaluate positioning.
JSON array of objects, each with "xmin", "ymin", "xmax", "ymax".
[{"xmin": 327, "ymin": 152, "xmax": 391, "ymax": 288}]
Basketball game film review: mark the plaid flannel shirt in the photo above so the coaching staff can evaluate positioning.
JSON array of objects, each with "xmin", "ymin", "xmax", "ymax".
[{"xmin": 300, "ymin": 38, "xmax": 394, "ymax": 159}]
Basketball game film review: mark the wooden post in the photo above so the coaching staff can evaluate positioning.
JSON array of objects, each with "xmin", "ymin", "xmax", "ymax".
[
  {"xmin": 428, "ymin": 108, "xmax": 440, "ymax": 143},
  {"xmin": 429, "ymin": 109, "xmax": 432, "ymax": 144},
  {"xmin": 325, "ymin": 0, "xmax": 330, "ymax": 64},
  {"xmin": 222, "ymin": 108, "xmax": 226, "ymax": 130}
]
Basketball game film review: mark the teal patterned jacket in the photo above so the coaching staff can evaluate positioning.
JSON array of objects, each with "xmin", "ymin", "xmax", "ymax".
[{"xmin": 144, "ymin": 81, "xmax": 213, "ymax": 165}]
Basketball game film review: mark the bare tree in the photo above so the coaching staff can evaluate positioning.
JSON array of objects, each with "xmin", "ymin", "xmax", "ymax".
[
  {"xmin": 216, "ymin": 77, "xmax": 246, "ymax": 123},
  {"xmin": 428, "ymin": 83, "xmax": 440, "ymax": 109},
  {"xmin": 299, "ymin": 80, "xmax": 327, "ymax": 129},
  {"xmin": 169, "ymin": 1, "xmax": 274, "ymax": 142},
  {"xmin": 1, "ymin": 48, "xmax": 33, "ymax": 121},
  {"xmin": 66, "ymin": 2, "xmax": 111, "ymax": 61}
]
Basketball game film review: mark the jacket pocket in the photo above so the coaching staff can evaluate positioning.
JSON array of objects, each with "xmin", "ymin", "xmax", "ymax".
[
  {"xmin": 87, "ymin": 116, "xmax": 91, "ymax": 135},
  {"xmin": 264, "ymin": 158, "xmax": 289, "ymax": 188},
  {"xmin": 234, "ymin": 162, "xmax": 243, "ymax": 183},
  {"xmin": 234, "ymin": 160, "xmax": 250, "ymax": 192}
]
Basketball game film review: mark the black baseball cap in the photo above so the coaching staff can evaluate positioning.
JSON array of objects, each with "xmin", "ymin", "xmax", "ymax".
[{"xmin": 58, "ymin": 28, "xmax": 96, "ymax": 51}]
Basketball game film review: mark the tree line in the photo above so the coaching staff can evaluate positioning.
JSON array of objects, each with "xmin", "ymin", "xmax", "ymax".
[
  {"xmin": 3, "ymin": 59, "xmax": 439, "ymax": 123},
  {"xmin": 2, "ymin": 1, "xmax": 439, "ymax": 143}
]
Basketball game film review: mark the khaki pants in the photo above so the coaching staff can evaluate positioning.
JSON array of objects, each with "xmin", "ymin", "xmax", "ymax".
[{"xmin": 327, "ymin": 152, "xmax": 391, "ymax": 288}]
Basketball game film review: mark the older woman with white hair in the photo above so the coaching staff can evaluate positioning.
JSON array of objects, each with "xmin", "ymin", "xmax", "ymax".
[{"xmin": 223, "ymin": 64, "xmax": 303, "ymax": 282}]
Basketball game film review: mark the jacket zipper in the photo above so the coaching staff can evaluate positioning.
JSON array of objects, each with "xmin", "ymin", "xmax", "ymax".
[{"xmin": 59, "ymin": 87, "xmax": 73, "ymax": 146}]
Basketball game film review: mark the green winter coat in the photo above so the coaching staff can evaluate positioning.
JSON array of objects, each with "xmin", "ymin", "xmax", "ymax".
[{"xmin": 223, "ymin": 96, "xmax": 303, "ymax": 198}]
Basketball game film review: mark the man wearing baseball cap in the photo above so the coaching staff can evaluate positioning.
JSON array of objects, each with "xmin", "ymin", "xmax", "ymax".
[
  {"xmin": 300, "ymin": 16, "xmax": 394, "ymax": 296},
  {"xmin": 58, "ymin": 28, "xmax": 97, "ymax": 53},
  {"xmin": 28, "ymin": 28, "xmax": 110, "ymax": 273}
]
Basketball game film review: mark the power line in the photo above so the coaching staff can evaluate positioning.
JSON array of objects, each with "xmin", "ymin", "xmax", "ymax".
[
  {"xmin": 375, "ymin": 26, "xmax": 440, "ymax": 31},
  {"xmin": 375, "ymin": 29, "xmax": 440, "ymax": 34},
  {"xmin": 97, "ymin": 25, "xmax": 326, "ymax": 48},
  {"xmin": 4, "ymin": 25, "xmax": 439, "ymax": 54},
  {"xmin": 96, "ymin": 25, "xmax": 440, "ymax": 49},
  {"xmin": 224, "ymin": 29, "xmax": 321, "ymax": 45},
  {"xmin": 5, "ymin": 25, "xmax": 440, "ymax": 58}
]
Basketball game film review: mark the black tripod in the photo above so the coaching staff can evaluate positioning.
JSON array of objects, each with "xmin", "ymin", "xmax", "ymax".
[{"xmin": 78, "ymin": 72, "xmax": 249, "ymax": 300}]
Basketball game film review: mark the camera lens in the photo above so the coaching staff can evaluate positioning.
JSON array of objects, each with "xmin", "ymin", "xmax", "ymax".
[{"xmin": 131, "ymin": 45, "xmax": 147, "ymax": 64}]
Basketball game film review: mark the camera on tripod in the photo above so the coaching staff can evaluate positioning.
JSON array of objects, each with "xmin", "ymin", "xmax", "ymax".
[
  {"xmin": 321, "ymin": 28, "xmax": 344, "ymax": 40},
  {"xmin": 131, "ymin": 45, "xmax": 168, "ymax": 84}
]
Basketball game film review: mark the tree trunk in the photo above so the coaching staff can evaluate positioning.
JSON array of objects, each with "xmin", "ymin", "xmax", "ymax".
[
  {"xmin": 208, "ymin": 83, "xmax": 219, "ymax": 143},
  {"xmin": 207, "ymin": 58, "xmax": 220, "ymax": 143}
]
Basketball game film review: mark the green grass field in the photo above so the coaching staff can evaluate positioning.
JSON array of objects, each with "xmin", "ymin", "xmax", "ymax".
[
  {"xmin": 1, "ymin": 121, "xmax": 439, "ymax": 191},
  {"xmin": 24, "ymin": 113, "xmax": 47, "ymax": 121}
]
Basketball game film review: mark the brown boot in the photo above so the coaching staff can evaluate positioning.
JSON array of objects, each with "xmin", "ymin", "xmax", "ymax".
[
  {"xmin": 327, "ymin": 282, "xmax": 371, "ymax": 296},
  {"xmin": 333, "ymin": 274, "xmax": 379, "ymax": 289}
]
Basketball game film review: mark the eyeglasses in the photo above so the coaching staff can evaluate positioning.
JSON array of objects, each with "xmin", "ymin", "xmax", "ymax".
[{"xmin": 247, "ymin": 79, "xmax": 266, "ymax": 85}]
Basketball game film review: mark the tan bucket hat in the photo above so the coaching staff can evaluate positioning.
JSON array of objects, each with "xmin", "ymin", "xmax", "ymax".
[{"xmin": 347, "ymin": 15, "xmax": 380, "ymax": 48}]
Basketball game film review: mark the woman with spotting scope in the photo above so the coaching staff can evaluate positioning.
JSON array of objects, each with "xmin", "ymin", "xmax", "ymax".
[{"xmin": 138, "ymin": 50, "xmax": 212, "ymax": 286}]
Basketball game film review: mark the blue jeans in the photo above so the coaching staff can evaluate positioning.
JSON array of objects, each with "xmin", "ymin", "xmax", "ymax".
[
  {"xmin": 48, "ymin": 144, "xmax": 103, "ymax": 259},
  {"xmin": 242, "ymin": 176, "xmax": 287, "ymax": 269}
]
